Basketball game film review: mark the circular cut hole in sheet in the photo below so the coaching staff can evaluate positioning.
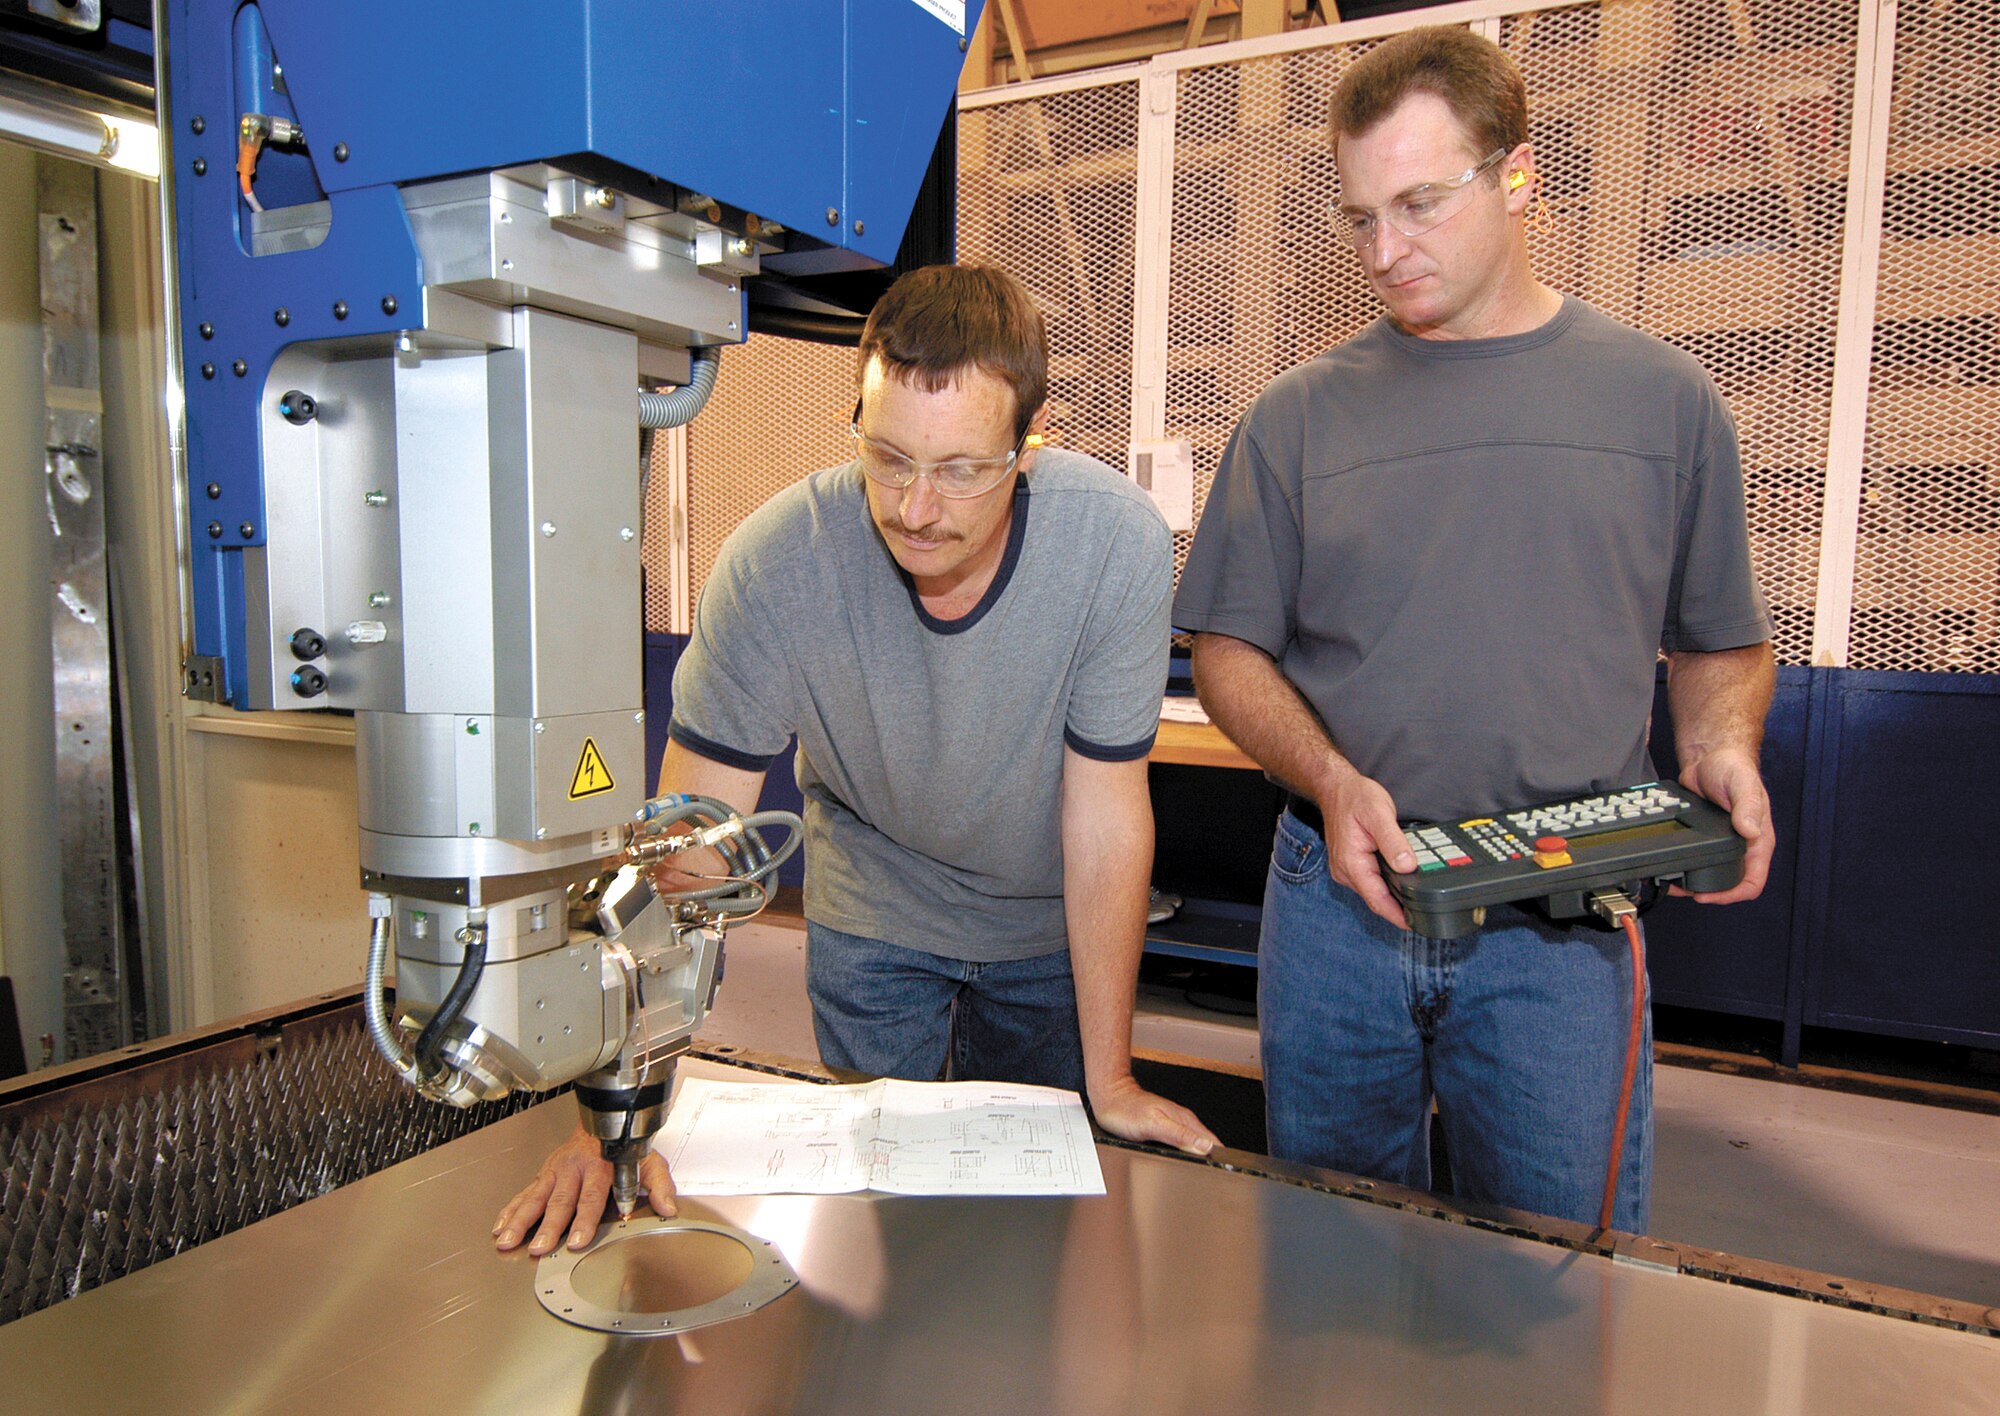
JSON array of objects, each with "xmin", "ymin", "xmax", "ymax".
[
  {"xmin": 536, "ymin": 1216, "xmax": 799, "ymax": 1336},
  {"xmin": 571, "ymin": 1226, "xmax": 756, "ymax": 1312}
]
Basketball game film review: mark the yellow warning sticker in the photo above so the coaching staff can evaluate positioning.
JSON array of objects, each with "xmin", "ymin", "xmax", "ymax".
[{"xmin": 569, "ymin": 737, "xmax": 616, "ymax": 799}]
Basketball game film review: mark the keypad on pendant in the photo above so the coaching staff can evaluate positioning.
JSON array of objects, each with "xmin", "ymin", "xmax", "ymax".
[
  {"xmin": 1459, "ymin": 818, "xmax": 1525, "ymax": 862},
  {"xmin": 1504, "ymin": 784, "xmax": 1684, "ymax": 838},
  {"xmin": 1402, "ymin": 825, "xmax": 1474, "ymax": 872}
]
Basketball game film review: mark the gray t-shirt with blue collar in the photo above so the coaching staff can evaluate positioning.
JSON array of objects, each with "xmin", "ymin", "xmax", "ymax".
[{"xmin": 669, "ymin": 448, "xmax": 1171, "ymax": 962}]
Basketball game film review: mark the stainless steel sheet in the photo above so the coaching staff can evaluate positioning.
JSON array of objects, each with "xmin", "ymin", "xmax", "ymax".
[{"xmin": 0, "ymin": 1065, "xmax": 1996, "ymax": 1416}]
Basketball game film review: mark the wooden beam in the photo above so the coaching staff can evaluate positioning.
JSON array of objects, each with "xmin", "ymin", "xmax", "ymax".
[
  {"xmin": 992, "ymin": 0, "xmax": 1037, "ymax": 80},
  {"xmin": 959, "ymin": 3, "xmax": 998, "ymax": 92},
  {"xmin": 1182, "ymin": 0, "xmax": 1217, "ymax": 49}
]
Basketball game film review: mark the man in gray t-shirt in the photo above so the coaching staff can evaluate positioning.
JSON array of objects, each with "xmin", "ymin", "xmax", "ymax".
[
  {"xmin": 1173, "ymin": 29, "xmax": 1775, "ymax": 1232},
  {"xmin": 672, "ymin": 446, "xmax": 1173, "ymax": 964},
  {"xmin": 496, "ymin": 265, "xmax": 1216, "ymax": 1259}
]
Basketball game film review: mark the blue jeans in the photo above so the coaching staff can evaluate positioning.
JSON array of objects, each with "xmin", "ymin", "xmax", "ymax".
[
  {"xmin": 804, "ymin": 922, "xmax": 1086, "ymax": 1092},
  {"xmin": 1259, "ymin": 809, "xmax": 1653, "ymax": 1231}
]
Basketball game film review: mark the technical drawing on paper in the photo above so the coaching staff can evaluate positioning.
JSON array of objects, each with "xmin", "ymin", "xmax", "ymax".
[{"xmin": 654, "ymin": 1076, "xmax": 1106, "ymax": 1196}]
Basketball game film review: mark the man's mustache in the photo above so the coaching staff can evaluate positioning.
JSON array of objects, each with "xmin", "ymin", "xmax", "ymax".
[{"xmin": 876, "ymin": 515, "xmax": 963, "ymax": 544}]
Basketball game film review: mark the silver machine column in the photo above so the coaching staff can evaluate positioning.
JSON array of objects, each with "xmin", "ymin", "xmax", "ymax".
[{"xmin": 162, "ymin": 1, "xmax": 971, "ymax": 1214}]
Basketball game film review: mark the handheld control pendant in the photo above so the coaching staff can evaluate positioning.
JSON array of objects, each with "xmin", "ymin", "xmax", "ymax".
[{"xmin": 1383, "ymin": 782, "xmax": 1745, "ymax": 939}]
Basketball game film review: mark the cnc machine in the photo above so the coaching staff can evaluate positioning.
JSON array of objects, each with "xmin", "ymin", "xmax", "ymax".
[{"xmin": 165, "ymin": 0, "xmax": 980, "ymax": 1215}]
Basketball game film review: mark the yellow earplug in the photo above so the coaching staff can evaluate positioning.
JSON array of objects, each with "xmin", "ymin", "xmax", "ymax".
[{"xmin": 1509, "ymin": 170, "xmax": 1529, "ymax": 190}]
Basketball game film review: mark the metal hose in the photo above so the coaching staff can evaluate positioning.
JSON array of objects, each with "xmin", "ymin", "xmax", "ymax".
[
  {"xmin": 633, "ymin": 795, "xmax": 803, "ymax": 912},
  {"xmin": 414, "ymin": 924, "xmax": 488, "ymax": 1081},
  {"xmin": 363, "ymin": 912, "xmax": 418, "ymax": 1082},
  {"xmin": 637, "ymin": 344, "xmax": 721, "ymax": 429}
]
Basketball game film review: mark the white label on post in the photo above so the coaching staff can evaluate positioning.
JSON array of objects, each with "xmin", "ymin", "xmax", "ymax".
[
  {"xmin": 908, "ymin": 0, "xmax": 966, "ymax": 34},
  {"xmin": 1127, "ymin": 438, "xmax": 1195, "ymax": 532}
]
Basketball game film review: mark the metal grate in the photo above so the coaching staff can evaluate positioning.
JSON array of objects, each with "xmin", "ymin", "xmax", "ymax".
[
  {"xmin": 668, "ymin": 337, "xmax": 855, "ymax": 626},
  {"xmin": 0, "ymin": 1016, "xmax": 541, "ymax": 1325},
  {"xmin": 1167, "ymin": 43, "xmax": 1381, "ymax": 588},
  {"xmin": 958, "ymin": 80, "xmax": 1143, "ymax": 472},
  {"xmin": 1527, "ymin": 0, "xmax": 1858, "ymax": 671},
  {"xmin": 1850, "ymin": 0, "xmax": 2000, "ymax": 672},
  {"xmin": 1158, "ymin": 2, "xmax": 1858, "ymax": 665}
]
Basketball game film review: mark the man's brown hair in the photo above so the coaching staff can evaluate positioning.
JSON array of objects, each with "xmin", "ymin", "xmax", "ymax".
[
  {"xmin": 1329, "ymin": 26, "xmax": 1529, "ymax": 164},
  {"xmin": 856, "ymin": 264, "xmax": 1048, "ymax": 440}
]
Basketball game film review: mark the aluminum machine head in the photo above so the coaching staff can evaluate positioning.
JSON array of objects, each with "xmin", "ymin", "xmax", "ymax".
[
  {"xmin": 365, "ymin": 794, "xmax": 800, "ymax": 1218},
  {"xmin": 162, "ymin": 1, "xmax": 978, "ymax": 1210}
]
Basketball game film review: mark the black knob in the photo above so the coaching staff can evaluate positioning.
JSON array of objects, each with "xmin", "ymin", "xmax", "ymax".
[
  {"xmin": 289, "ymin": 628, "xmax": 327, "ymax": 660},
  {"xmin": 278, "ymin": 390, "xmax": 318, "ymax": 425},
  {"xmin": 290, "ymin": 665, "xmax": 328, "ymax": 698}
]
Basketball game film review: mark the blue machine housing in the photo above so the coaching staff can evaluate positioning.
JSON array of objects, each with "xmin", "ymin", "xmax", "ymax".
[{"xmin": 164, "ymin": 0, "xmax": 980, "ymax": 706}]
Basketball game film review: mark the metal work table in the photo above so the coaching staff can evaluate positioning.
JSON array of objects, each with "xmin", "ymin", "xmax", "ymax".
[{"xmin": 2, "ymin": 1060, "xmax": 1996, "ymax": 1415}]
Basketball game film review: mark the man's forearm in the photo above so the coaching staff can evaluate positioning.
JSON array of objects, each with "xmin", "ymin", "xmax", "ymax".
[
  {"xmin": 1666, "ymin": 642, "xmax": 1775, "ymax": 767},
  {"xmin": 1059, "ymin": 757, "xmax": 1154, "ymax": 1100},
  {"xmin": 1189, "ymin": 633, "xmax": 1353, "ymax": 800}
]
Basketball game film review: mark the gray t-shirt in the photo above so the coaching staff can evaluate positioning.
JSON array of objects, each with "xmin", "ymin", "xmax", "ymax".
[
  {"xmin": 670, "ymin": 448, "xmax": 1171, "ymax": 961},
  {"xmin": 1174, "ymin": 297, "xmax": 1772, "ymax": 822}
]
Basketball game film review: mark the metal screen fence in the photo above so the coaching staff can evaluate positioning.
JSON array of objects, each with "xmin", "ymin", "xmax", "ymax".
[
  {"xmin": 958, "ymin": 80, "xmax": 1144, "ymax": 472},
  {"xmin": 653, "ymin": 0, "xmax": 1997, "ymax": 676},
  {"xmin": 644, "ymin": 335, "xmax": 854, "ymax": 632},
  {"xmin": 1851, "ymin": 0, "xmax": 2000, "ymax": 673},
  {"xmin": 1509, "ymin": 1, "xmax": 1857, "ymax": 668},
  {"xmin": 1167, "ymin": 42, "xmax": 1381, "ymax": 587}
]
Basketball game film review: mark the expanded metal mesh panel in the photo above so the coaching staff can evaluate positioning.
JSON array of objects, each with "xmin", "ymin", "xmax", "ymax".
[
  {"xmin": 1168, "ymin": 43, "xmax": 1381, "ymax": 585},
  {"xmin": 1507, "ymin": 0, "xmax": 1859, "ymax": 669},
  {"xmin": 670, "ymin": 336, "xmax": 856, "ymax": 624},
  {"xmin": 1166, "ymin": 2, "xmax": 1856, "ymax": 664},
  {"xmin": 0, "ymin": 1016, "xmax": 540, "ymax": 1326},
  {"xmin": 958, "ymin": 81, "xmax": 1142, "ymax": 471},
  {"xmin": 1849, "ymin": 0, "xmax": 2000, "ymax": 672}
]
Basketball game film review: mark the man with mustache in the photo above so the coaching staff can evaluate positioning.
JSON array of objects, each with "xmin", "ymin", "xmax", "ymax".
[
  {"xmin": 1174, "ymin": 27, "xmax": 1774, "ymax": 1231},
  {"xmin": 497, "ymin": 264, "xmax": 1217, "ymax": 1256}
]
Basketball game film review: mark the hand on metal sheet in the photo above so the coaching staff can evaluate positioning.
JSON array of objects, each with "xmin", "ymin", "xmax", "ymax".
[
  {"xmin": 1672, "ymin": 747, "xmax": 1774, "ymax": 905},
  {"xmin": 1320, "ymin": 768, "xmax": 1413, "ymax": 930},
  {"xmin": 493, "ymin": 1125, "xmax": 678, "ymax": 1256},
  {"xmin": 1089, "ymin": 1074, "xmax": 1219, "ymax": 1156}
]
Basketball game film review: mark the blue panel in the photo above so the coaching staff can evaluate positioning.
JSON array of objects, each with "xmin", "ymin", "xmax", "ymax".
[
  {"xmin": 233, "ymin": 5, "xmax": 323, "ymax": 210},
  {"xmin": 165, "ymin": 0, "xmax": 977, "ymax": 701},
  {"xmin": 169, "ymin": 2, "xmax": 427, "ymax": 691},
  {"xmin": 249, "ymin": 0, "xmax": 980, "ymax": 263},
  {"xmin": 843, "ymin": 0, "xmax": 970, "ymax": 260},
  {"xmin": 1642, "ymin": 664, "xmax": 1811, "ymax": 1017},
  {"xmin": 1806, "ymin": 669, "xmax": 2000, "ymax": 1046},
  {"xmin": 585, "ymin": 2, "xmax": 846, "ymax": 258},
  {"xmin": 252, "ymin": 3, "xmax": 593, "ymax": 190}
]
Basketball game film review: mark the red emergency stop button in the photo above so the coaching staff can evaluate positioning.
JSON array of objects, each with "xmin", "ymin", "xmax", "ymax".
[{"xmin": 1532, "ymin": 835, "xmax": 1572, "ymax": 869}]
